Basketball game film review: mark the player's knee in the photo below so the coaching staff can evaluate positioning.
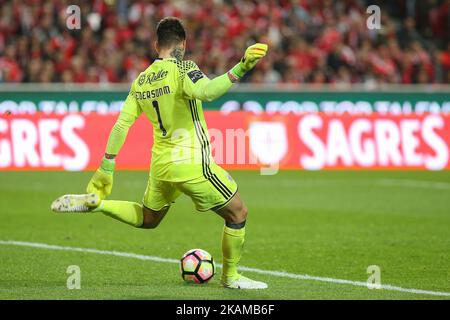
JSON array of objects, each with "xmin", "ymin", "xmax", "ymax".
[
  {"xmin": 141, "ymin": 219, "xmax": 160, "ymax": 229},
  {"xmin": 229, "ymin": 202, "xmax": 247, "ymax": 224},
  {"xmin": 141, "ymin": 210, "xmax": 162, "ymax": 229},
  {"xmin": 239, "ymin": 204, "xmax": 248, "ymax": 222}
]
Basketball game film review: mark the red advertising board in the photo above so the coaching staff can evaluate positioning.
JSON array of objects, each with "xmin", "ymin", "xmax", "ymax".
[{"xmin": 0, "ymin": 112, "xmax": 449, "ymax": 171}]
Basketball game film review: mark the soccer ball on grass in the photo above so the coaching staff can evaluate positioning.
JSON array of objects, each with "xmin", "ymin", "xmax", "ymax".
[{"xmin": 180, "ymin": 249, "xmax": 215, "ymax": 284}]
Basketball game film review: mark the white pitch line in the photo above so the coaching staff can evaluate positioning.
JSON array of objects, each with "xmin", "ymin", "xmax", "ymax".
[{"xmin": 0, "ymin": 240, "xmax": 449, "ymax": 298}]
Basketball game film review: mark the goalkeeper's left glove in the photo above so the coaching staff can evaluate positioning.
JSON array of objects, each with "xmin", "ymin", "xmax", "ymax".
[
  {"xmin": 228, "ymin": 43, "xmax": 269, "ymax": 81},
  {"xmin": 86, "ymin": 157, "xmax": 115, "ymax": 201}
]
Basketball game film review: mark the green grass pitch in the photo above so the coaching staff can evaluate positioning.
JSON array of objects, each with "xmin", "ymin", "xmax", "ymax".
[{"xmin": 0, "ymin": 170, "xmax": 449, "ymax": 300}]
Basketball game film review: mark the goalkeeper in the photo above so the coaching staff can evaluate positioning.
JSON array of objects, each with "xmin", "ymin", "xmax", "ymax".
[{"xmin": 51, "ymin": 17, "xmax": 268, "ymax": 290}]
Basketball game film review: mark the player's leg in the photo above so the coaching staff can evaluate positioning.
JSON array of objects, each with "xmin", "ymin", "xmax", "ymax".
[
  {"xmin": 93, "ymin": 199, "xmax": 145, "ymax": 227},
  {"xmin": 51, "ymin": 194, "xmax": 169, "ymax": 228},
  {"xmin": 100, "ymin": 175, "xmax": 179, "ymax": 228},
  {"xmin": 94, "ymin": 200, "xmax": 171, "ymax": 228},
  {"xmin": 177, "ymin": 163, "xmax": 267, "ymax": 289},
  {"xmin": 214, "ymin": 192, "xmax": 267, "ymax": 289},
  {"xmin": 141, "ymin": 205, "xmax": 170, "ymax": 229},
  {"xmin": 214, "ymin": 191, "xmax": 247, "ymax": 278},
  {"xmin": 95, "ymin": 174, "xmax": 177, "ymax": 228},
  {"xmin": 51, "ymin": 175, "xmax": 179, "ymax": 229}
]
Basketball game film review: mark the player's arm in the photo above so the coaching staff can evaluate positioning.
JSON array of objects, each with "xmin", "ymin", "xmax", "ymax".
[
  {"xmin": 86, "ymin": 82, "xmax": 142, "ymax": 200},
  {"xmin": 183, "ymin": 43, "xmax": 268, "ymax": 102}
]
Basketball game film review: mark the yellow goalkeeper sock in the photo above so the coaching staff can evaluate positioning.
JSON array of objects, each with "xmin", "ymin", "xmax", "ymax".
[
  {"xmin": 221, "ymin": 224, "xmax": 246, "ymax": 280},
  {"xmin": 93, "ymin": 200, "xmax": 143, "ymax": 227}
]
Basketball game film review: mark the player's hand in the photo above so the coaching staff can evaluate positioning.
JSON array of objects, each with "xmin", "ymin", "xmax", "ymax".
[
  {"xmin": 240, "ymin": 43, "xmax": 268, "ymax": 73},
  {"xmin": 230, "ymin": 43, "xmax": 268, "ymax": 79},
  {"xmin": 86, "ymin": 157, "xmax": 115, "ymax": 200}
]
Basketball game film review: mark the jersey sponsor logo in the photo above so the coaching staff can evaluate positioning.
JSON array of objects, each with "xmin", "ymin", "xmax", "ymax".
[
  {"xmin": 187, "ymin": 70, "xmax": 204, "ymax": 83},
  {"xmin": 138, "ymin": 74, "xmax": 146, "ymax": 86},
  {"xmin": 135, "ymin": 86, "xmax": 171, "ymax": 100},
  {"xmin": 138, "ymin": 70, "xmax": 169, "ymax": 86}
]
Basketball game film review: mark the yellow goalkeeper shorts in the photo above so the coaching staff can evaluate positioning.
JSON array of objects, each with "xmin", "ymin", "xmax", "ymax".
[{"xmin": 143, "ymin": 163, "xmax": 238, "ymax": 212}]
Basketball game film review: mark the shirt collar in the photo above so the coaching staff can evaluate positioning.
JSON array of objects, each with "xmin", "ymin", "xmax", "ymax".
[{"xmin": 155, "ymin": 57, "xmax": 177, "ymax": 61}]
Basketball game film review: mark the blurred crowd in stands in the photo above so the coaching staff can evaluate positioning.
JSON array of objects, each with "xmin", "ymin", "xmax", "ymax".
[{"xmin": 0, "ymin": 0, "xmax": 449, "ymax": 84}]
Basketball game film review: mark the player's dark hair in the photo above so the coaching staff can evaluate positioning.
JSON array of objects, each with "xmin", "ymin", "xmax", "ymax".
[{"xmin": 156, "ymin": 17, "xmax": 186, "ymax": 48}]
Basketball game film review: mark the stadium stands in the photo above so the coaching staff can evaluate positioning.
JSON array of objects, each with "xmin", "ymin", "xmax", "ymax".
[{"xmin": 0, "ymin": 0, "xmax": 449, "ymax": 84}]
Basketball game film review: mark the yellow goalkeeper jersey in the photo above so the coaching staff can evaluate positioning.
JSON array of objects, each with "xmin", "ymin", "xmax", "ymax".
[{"xmin": 114, "ymin": 57, "xmax": 232, "ymax": 182}]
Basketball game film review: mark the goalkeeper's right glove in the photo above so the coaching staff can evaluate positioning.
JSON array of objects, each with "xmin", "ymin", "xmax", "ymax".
[
  {"xmin": 228, "ymin": 43, "xmax": 268, "ymax": 81},
  {"xmin": 86, "ymin": 157, "xmax": 115, "ymax": 201}
]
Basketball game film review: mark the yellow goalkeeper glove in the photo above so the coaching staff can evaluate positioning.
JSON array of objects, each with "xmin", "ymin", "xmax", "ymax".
[
  {"xmin": 229, "ymin": 43, "xmax": 268, "ymax": 80},
  {"xmin": 86, "ymin": 157, "xmax": 115, "ymax": 200}
]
